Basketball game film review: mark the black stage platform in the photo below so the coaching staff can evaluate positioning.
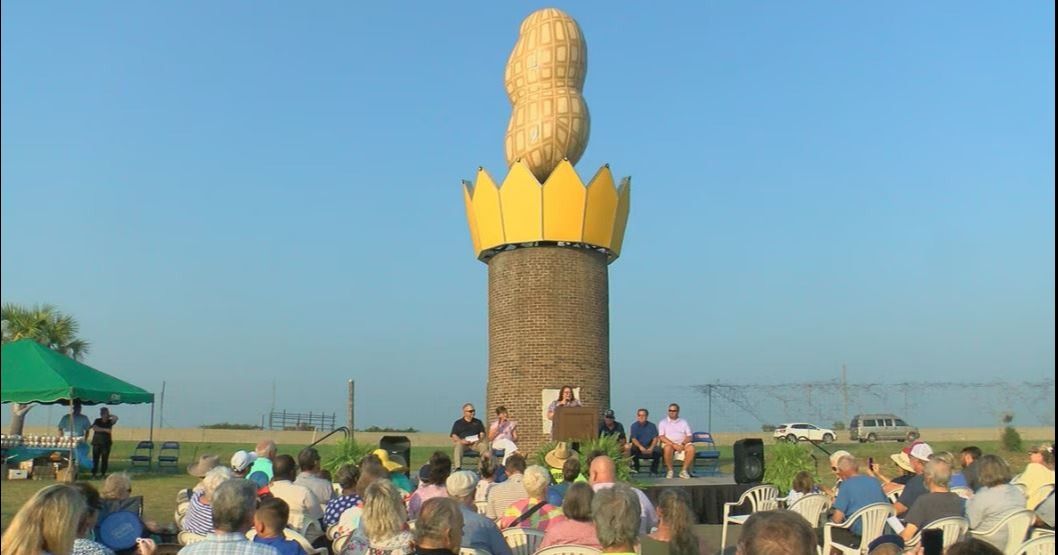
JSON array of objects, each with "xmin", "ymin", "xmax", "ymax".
[{"xmin": 639, "ymin": 474, "xmax": 756, "ymax": 524}]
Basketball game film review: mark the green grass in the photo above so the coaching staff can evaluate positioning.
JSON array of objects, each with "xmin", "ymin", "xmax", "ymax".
[{"xmin": 1, "ymin": 439, "xmax": 1031, "ymax": 531}]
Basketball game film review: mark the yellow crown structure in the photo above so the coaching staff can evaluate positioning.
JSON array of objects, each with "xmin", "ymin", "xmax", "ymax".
[{"xmin": 462, "ymin": 159, "xmax": 630, "ymax": 262}]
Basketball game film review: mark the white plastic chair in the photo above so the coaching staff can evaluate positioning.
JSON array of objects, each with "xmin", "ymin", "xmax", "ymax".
[
  {"xmin": 951, "ymin": 486, "xmax": 974, "ymax": 499},
  {"xmin": 786, "ymin": 493, "xmax": 831, "ymax": 528},
  {"xmin": 1016, "ymin": 534, "xmax": 1055, "ymax": 555},
  {"xmin": 534, "ymin": 546, "xmax": 602, "ymax": 555},
  {"xmin": 720, "ymin": 484, "xmax": 781, "ymax": 551},
  {"xmin": 331, "ymin": 533, "xmax": 351, "ymax": 554},
  {"xmin": 822, "ymin": 502, "xmax": 895, "ymax": 555},
  {"xmin": 970, "ymin": 509, "xmax": 1035, "ymax": 554},
  {"xmin": 904, "ymin": 516, "xmax": 968, "ymax": 550},
  {"xmin": 502, "ymin": 528, "xmax": 545, "ymax": 555},
  {"xmin": 886, "ymin": 486, "xmax": 904, "ymax": 505},
  {"xmin": 460, "ymin": 549, "xmax": 491, "ymax": 555},
  {"xmin": 475, "ymin": 500, "xmax": 489, "ymax": 515}
]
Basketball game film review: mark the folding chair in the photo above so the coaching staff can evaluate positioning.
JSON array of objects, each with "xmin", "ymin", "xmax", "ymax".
[
  {"xmin": 821, "ymin": 502, "xmax": 895, "ymax": 555},
  {"xmin": 1016, "ymin": 534, "xmax": 1055, "ymax": 555},
  {"xmin": 129, "ymin": 441, "xmax": 154, "ymax": 470},
  {"xmin": 904, "ymin": 516, "xmax": 969, "ymax": 550},
  {"xmin": 691, "ymin": 432, "xmax": 721, "ymax": 476},
  {"xmin": 158, "ymin": 441, "xmax": 180, "ymax": 471},
  {"xmin": 786, "ymin": 493, "xmax": 831, "ymax": 528},
  {"xmin": 969, "ymin": 509, "xmax": 1034, "ymax": 554},
  {"xmin": 720, "ymin": 484, "xmax": 780, "ymax": 551},
  {"xmin": 502, "ymin": 528, "xmax": 545, "ymax": 555}
]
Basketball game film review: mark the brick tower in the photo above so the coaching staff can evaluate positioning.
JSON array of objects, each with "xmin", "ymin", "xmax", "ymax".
[{"xmin": 462, "ymin": 9, "xmax": 631, "ymax": 454}]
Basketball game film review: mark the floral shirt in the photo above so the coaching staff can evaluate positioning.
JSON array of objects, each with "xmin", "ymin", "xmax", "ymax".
[{"xmin": 341, "ymin": 530, "xmax": 414, "ymax": 555}]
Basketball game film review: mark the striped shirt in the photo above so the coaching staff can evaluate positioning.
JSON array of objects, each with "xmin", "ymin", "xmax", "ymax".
[
  {"xmin": 498, "ymin": 498, "xmax": 564, "ymax": 531},
  {"xmin": 486, "ymin": 474, "xmax": 527, "ymax": 519},
  {"xmin": 183, "ymin": 491, "xmax": 214, "ymax": 535}
]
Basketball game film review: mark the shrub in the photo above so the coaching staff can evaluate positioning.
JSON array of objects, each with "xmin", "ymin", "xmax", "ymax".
[
  {"xmin": 832, "ymin": 421, "xmax": 846, "ymax": 431},
  {"xmin": 763, "ymin": 441, "xmax": 818, "ymax": 495},
  {"xmin": 761, "ymin": 424, "xmax": 777, "ymax": 432},
  {"xmin": 323, "ymin": 438, "xmax": 374, "ymax": 474},
  {"xmin": 532, "ymin": 435, "xmax": 632, "ymax": 483},
  {"xmin": 1000, "ymin": 412, "xmax": 1023, "ymax": 452}
]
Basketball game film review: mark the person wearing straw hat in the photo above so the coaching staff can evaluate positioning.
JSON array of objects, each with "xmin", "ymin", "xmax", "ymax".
[
  {"xmin": 373, "ymin": 448, "xmax": 413, "ymax": 493},
  {"xmin": 545, "ymin": 443, "xmax": 579, "ymax": 479},
  {"xmin": 188, "ymin": 454, "xmax": 221, "ymax": 488},
  {"xmin": 892, "ymin": 441, "xmax": 934, "ymax": 516}
]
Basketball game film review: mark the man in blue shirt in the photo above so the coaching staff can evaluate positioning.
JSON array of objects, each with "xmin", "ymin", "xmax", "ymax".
[
  {"xmin": 830, "ymin": 455, "xmax": 889, "ymax": 547},
  {"xmin": 628, "ymin": 408, "xmax": 661, "ymax": 475}
]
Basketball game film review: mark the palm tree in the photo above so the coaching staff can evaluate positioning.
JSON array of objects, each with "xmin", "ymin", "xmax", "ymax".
[{"xmin": 1, "ymin": 303, "xmax": 90, "ymax": 434}]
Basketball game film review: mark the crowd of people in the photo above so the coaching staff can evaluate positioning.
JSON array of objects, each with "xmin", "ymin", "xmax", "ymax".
[
  {"xmin": 805, "ymin": 440, "xmax": 1055, "ymax": 553},
  {"xmin": 3, "ymin": 400, "xmax": 1054, "ymax": 555}
]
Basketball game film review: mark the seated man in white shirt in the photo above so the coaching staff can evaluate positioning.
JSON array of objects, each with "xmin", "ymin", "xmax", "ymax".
[
  {"xmin": 268, "ymin": 454, "xmax": 324, "ymax": 544},
  {"xmin": 658, "ymin": 403, "xmax": 696, "ymax": 479}
]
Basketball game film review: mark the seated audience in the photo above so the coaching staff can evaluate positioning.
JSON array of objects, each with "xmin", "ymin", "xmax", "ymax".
[
  {"xmin": 342, "ymin": 480, "xmax": 414, "ymax": 555},
  {"xmin": 960, "ymin": 446, "xmax": 983, "ymax": 491},
  {"xmin": 592, "ymin": 485, "xmax": 641, "ymax": 555},
  {"xmin": 786, "ymin": 471, "xmax": 817, "ymax": 505},
  {"xmin": 899, "ymin": 458, "xmax": 965, "ymax": 542},
  {"xmin": 540, "ymin": 483, "xmax": 601, "ymax": 550},
  {"xmin": 498, "ymin": 465, "xmax": 565, "ymax": 531},
  {"xmin": 2, "ymin": 484, "xmax": 88, "ymax": 555},
  {"xmin": 590, "ymin": 455, "xmax": 658, "ymax": 534},
  {"xmin": 178, "ymin": 480, "xmax": 276, "ymax": 555},
  {"xmin": 372, "ymin": 449, "xmax": 413, "ymax": 493},
  {"xmin": 486, "ymin": 454, "xmax": 529, "ymax": 519},
  {"xmin": 73, "ymin": 482, "xmax": 151, "ymax": 555},
  {"xmin": 736, "ymin": 510, "xmax": 815, "ymax": 555},
  {"xmin": 325, "ymin": 465, "xmax": 362, "ymax": 528},
  {"xmin": 247, "ymin": 440, "xmax": 278, "ymax": 488},
  {"xmin": 183, "ymin": 467, "xmax": 235, "ymax": 537},
  {"xmin": 252, "ymin": 498, "xmax": 307, "ymax": 555},
  {"xmin": 892, "ymin": 442, "xmax": 934, "ymax": 516},
  {"xmin": 1015, "ymin": 443, "xmax": 1055, "ymax": 510},
  {"xmin": 409, "ymin": 452, "xmax": 453, "ymax": 520},
  {"xmin": 548, "ymin": 458, "xmax": 583, "ymax": 503},
  {"xmin": 445, "ymin": 470, "xmax": 511, "ymax": 555},
  {"xmin": 933, "ymin": 451, "xmax": 969, "ymax": 489},
  {"xmin": 230, "ymin": 451, "xmax": 257, "ymax": 479},
  {"xmin": 828, "ymin": 455, "xmax": 888, "ymax": 548},
  {"xmin": 647, "ymin": 488, "xmax": 707, "ymax": 555},
  {"xmin": 269, "ymin": 455, "xmax": 324, "ymax": 543},
  {"xmin": 295, "ymin": 448, "xmax": 334, "ymax": 511},
  {"xmin": 332, "ymin": 459, "xmax": 390, "ymax": 540},
  {"xmin": 412, "ymin": 498, "xmax": 464, "ymax": 555},
  {"xmin": 965, "ymin": 454, "xmax": 1027, "ymax": 549},
  {"xmin": 474, "ymin": 456, "xmax": 498, "ymax": 505}
]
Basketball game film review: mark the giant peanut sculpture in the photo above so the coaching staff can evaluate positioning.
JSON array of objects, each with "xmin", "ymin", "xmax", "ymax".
[
  {"xmin": 504, "ymin": 8, "xmax": 590, "ymax": 182},
  {"xmin": 463, "ymin": 8, "xmax": 631, "ymax": 454}
]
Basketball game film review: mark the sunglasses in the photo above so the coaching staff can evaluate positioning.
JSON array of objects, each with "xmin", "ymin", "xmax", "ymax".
[{"xmin": 465, "ymin": 409, "xmax": 475, "ymax": 413}]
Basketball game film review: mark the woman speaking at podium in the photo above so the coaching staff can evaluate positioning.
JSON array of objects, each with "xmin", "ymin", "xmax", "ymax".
[{"xmin": 547, "ymin": 385, "xmax": 583, "ymax": 421}]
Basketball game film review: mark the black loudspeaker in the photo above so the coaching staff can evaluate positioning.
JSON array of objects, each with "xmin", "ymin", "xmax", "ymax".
[
  {"xmin": 379, "ymin": 435, "xmax": 412, "ymax": 477},
  {"xmin": 733, "ymin": 438, "xmax": 765, "ymax": 484}
]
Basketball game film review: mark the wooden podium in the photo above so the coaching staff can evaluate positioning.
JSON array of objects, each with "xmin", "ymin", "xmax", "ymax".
[{"xmin": 552, "ymin": 407, "xmax": 597, "ymax": 442}]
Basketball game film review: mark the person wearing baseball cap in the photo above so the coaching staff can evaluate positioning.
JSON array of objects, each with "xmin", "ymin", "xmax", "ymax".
[
  {"xmin": 893, "ymin": 441, "xmax": 934, "ymax": 516},
  {"xmin": 230, "ymin": 450, "xmax": 258, "ymax": 478},
  {"xmin": 597, "ymin": 409, "xmax": 628, "ymax": 455},
  {"xmin": 446, "ymin": 471, "xmax": 512, "ymax": 555}
]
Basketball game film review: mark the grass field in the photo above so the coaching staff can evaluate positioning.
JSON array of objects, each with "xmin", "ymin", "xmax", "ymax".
[{"xmin": 0, "ymin": 438, "xmax": 1036, "ymax": 531}]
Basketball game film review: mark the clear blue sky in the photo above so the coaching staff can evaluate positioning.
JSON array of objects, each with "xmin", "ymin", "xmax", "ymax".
[{"xmin": 2, "ymin": 2, "xmax": 1054, "ymax": 433}]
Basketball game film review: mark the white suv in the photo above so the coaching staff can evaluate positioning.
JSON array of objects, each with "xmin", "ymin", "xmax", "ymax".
[{"xmin": 773, "ymin": 423, "xmax": 836, "ymax": 444}]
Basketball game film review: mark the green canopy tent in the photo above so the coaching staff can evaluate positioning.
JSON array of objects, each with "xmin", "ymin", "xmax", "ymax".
[{"xmin": 1, "ymin": 339, "xmax": 155, "ymax": 447}]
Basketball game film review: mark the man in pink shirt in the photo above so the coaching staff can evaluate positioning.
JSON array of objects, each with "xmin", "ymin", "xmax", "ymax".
[{"xmin": 658, "ymin": 403, "xmax": 695, "ymax": 479}]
